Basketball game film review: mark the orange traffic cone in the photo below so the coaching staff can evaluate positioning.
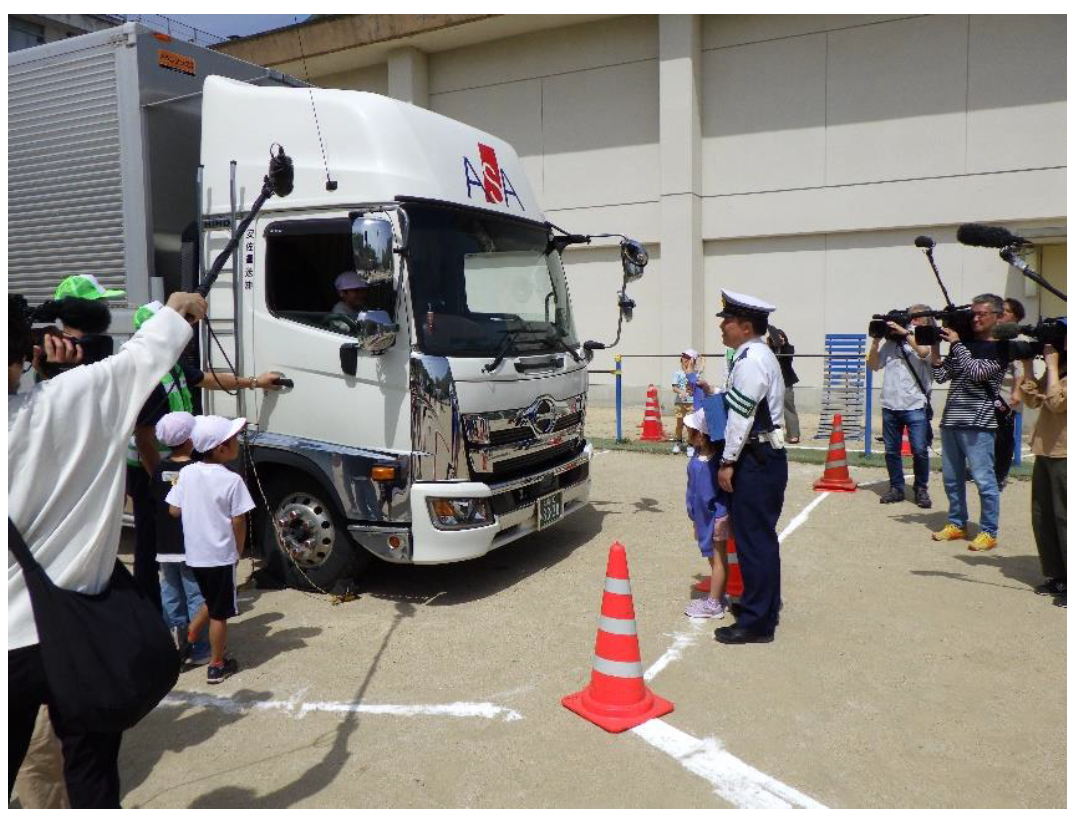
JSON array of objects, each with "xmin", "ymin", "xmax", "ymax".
[
  {"xmin": 813, "ymin": 413, "xmax": 857, "ymax": 492},
  {"xmin": 900, "ymin": 427, "xmax": 912, "ymax": 457},
  {"xmin": 563, "ymin": 542, "xmax": 674, "ymax": 733},
  {"xmin": 638, "ymin": 385, "xmax": 667, "ymax": 442},
  {"xmin": 693, "ymin": 537, "xmax": 743, "ymax": 602}
]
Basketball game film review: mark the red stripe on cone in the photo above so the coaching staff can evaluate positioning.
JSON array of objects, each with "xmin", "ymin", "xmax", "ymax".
[{"xmin": 562, "ymin": 542, "xmax": 673, "ymax": 733}]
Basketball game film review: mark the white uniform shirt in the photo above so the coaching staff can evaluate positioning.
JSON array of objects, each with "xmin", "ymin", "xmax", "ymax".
[
  {"xmin": 722, "ymin": 337, "xmax": 785, "ymax": 463},
  {"xmin": 8, "ymin": 308, "xmax": 192, "ymax": 650},
  {"xmin": 166, "ymin": 463, "xmax": 255, "ymax": 567}
]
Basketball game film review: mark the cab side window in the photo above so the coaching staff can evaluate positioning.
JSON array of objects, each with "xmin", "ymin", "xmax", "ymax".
[{"xmin": 265, "ymin": 218, "xmax": 394, "ymax": 334}]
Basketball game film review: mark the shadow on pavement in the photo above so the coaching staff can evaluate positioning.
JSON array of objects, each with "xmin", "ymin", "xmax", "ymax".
[
  {"xmin": 954, "ymin": 552, "xmax": 1045, "ymax": 589},
  {"xmin": 185, "ymin": 601, "xmax": 415, "ymax": 808},
  {"xmin": 359, "ymin": 502, "xmax": 618, "ymax": 608},
  {"xmin": 226, "ymin": 609, "xmax": 322, "ymax": 671}
]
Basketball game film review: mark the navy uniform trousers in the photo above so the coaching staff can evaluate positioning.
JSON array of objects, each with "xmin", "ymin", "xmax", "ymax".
[{"xmin": 730, "ymin": 438, "xmax": 788, "ymax": 635}]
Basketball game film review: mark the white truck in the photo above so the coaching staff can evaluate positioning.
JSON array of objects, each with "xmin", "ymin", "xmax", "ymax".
[{"xmin": 8, "ymin": 24, "xmax": 647, "ymax": 589}]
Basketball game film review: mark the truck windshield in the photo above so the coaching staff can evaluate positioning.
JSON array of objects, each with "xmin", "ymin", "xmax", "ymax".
[{"xmin": 404, "ymin": 203, "xmax": 579, "ymax": 358}]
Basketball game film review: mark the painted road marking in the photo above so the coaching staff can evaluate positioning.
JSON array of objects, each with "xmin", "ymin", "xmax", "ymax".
[
  {"xmin": 160, "ymin": 690, "xmax": 523, "ymax": 722},
  {"xmin": 637, "ymin": 487, "xmax": 833, "ymax": 808},
  {"xmin": 631, "ymin": 720, "xmax": 826, "ymax": 809}
]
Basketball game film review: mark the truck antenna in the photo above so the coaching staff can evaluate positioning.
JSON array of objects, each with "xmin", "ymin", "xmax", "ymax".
[{"xmin": 294, "ymin": 17, "xmax": 338, "ymax": 192}]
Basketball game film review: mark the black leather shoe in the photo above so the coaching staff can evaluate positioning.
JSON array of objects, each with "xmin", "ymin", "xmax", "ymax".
[
  {"xmin": 914, "ymin": 488, "xmax": 932, "ymax": 509},
  {"xmin": 879, "ymin": 487, "xmax": 905, "ymax": 504},
  {"xmin": 714, "ymin": 625, "xmax": 774, "ymax": 644}
]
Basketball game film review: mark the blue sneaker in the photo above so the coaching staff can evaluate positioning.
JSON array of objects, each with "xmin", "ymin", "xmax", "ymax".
[{"xmin": 207, "ymin": 658, "xmax": 239, "ymax": 685}]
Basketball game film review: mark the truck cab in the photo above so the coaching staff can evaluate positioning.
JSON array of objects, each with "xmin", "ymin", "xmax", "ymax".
[{"xmin": 199, "ymin": 77, "xmax": 641, "ymax": 589}]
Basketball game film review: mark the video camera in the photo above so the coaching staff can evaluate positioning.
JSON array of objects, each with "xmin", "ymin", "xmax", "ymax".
[
  {"xmin": 10, "ymin": 293, "xmax": 115, "ymax": 375},
  {"xmin": 994, "ymin": 316, "xmax": 1067, "ymax": 361},
  {"xmin": 911, "ymin": 306, "xmax": 974, "ymax": 345},
  {"xmin": 868, "ymin": 310, "xmax": 920, "ymax": 341}
]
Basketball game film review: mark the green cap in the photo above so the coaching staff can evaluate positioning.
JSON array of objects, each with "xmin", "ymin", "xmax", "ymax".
[
  {"xmin": 54, "ymin": 274, "xmax": 126, "ymax": 302},
  {"xmin": 132, "ymin": 301, "xmax": 164, "ymax": 331}
]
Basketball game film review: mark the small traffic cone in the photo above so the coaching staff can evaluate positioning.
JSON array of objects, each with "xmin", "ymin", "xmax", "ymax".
[
  {"xmin": 637, "ymin": 385, "xmax": 667, "ymax": 442},
  {"xmin": 900, "ymin": 427, "xmax": 912, "ymax": 457},
  {"xmin": 693, "ymin": 537, "xmax": 743, "ymax": 602},
  {"xmin": 563, "ymin": 542, "xmax": 674, "ymax": 733},
  {"xmin": 813, "ymin": 414, "xmax": 857, "ymax": 492}
]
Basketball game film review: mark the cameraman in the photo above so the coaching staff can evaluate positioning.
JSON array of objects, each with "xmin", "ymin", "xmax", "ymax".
[
  {"xmin": 1019, "ymin": 341, "xmax": 1066, "ymax": 605},
  {"xmin": 930, "ymin": 294, "xmax": 1008, "ymax": 551},
  {"xmin": 866, "ymin": 305, "xmax": 934, "ymax": 508},
  {"xmin": 9, "ymin": 290, "xmax": 206, "ymax": 807}
]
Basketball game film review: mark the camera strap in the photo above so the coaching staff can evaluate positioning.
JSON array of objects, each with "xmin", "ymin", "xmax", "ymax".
[{"xmin": 897, "ymin": 343, "xmax": 932, "ymax": 407}]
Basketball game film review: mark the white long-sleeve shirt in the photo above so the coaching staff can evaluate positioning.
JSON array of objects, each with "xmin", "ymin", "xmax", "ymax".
[
  {"xmin": 8, "ymin": 306, "xmax": 192, "ymax": 650},
  {"xmin": 722, "ymin": 337, "xmax": 785, "ymax": 463}
]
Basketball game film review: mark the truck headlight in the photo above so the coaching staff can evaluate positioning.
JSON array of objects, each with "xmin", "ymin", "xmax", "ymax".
[{"xmin": 427, "ymin": 497, "xmax": 493, "ymax": 530}]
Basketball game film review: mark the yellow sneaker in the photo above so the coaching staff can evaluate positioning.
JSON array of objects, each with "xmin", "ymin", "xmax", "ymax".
[
  {"xmin": 932, "ymin": 523, "xmax": 966, "ymax": 542},
  {"xmin": 968, "ymin": 532, "xmax": 998, "ymax": 552}
]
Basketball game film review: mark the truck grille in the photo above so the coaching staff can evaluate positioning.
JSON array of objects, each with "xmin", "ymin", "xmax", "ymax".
[
  {"xmin": 487, "ymin": 411, "xmax": 583, "ymax": 447},
  {"xmin": 475, "ymin": 440, "xmax": 584, "ymax": 482}
]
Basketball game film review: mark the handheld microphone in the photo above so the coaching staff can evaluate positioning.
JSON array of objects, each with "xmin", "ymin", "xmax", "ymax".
[
  {"xmin": 914, "ymin": 235, "xmax": 935, "ymax": 249},
  {"xmin": 956, "ymin": 223, "xmax": 1029, "ymax": 248}
]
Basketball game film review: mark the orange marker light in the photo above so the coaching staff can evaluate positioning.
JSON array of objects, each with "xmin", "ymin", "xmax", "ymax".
[{"xmin": 371, "ymin": 466, "xmax": 395, "ymax": 481}]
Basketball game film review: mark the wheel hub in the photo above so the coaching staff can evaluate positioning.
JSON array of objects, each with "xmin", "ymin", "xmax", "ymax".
[{"xmin": 274, "ymin": 493, "xmax": 335, "ymax": 569}]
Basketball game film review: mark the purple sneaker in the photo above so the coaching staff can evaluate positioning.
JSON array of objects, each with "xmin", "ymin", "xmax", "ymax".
[{"xmin": 685, "ymin": 597, "xmax": 726, "ymax": 619}]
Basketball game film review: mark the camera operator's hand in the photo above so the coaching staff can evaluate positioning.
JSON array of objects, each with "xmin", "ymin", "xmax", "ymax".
[
  {"xmin": 165, "ymin": 291, "xmax": 208, "ymax": 324},
  {"xmin": 940, "ymin": 327, "xmax": 960, "ymax": 345},
  {"xmin": 33, "ymin": 333, "xmax": 83, "ymax": 374},
  {"xmin": 1043, "ymin": 344, "xmax": 1059, "ymax": 371},
  {"xmin": 886, "ymin": 321, "xmax": 908, "ymax": 337}
]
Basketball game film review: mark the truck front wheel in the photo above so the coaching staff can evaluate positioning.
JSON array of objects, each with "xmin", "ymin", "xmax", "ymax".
[{"xmin": 258, "ymin": 470, "xmax": 370, "ymax": 591}]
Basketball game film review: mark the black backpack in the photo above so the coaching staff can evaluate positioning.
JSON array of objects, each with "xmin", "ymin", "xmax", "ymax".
[{"xmin": 9, "ymin": 519, "xmax": 180, "ymax": 733}]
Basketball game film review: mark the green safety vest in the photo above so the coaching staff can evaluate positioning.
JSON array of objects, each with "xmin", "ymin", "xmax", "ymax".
[{"xmin": 126, "ymin": 365, "xmax": 195, "ymax": 468}]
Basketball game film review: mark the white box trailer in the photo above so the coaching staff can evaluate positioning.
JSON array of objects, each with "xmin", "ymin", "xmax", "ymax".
[{"xmin": 8, "ymin": 24, "xmax": 648, "ymax": 590}]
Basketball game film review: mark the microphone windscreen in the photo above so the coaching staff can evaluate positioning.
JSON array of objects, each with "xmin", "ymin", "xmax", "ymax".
[
  {"xmin": 914, "ymin": 235, "xmax": 935, "ymax": 249},
  {"xmin": 992, "ymin": 322, "xmax": 1020, "ymax": 339},
  {"xmin": 957, "ymin": 223, "xmax": 1027, "ymax": 248}
]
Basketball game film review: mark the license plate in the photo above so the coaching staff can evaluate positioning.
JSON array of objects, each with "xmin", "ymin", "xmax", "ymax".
[{"xmin": 537, "ymin": 491, "xmax": 564, "ymax": 530}]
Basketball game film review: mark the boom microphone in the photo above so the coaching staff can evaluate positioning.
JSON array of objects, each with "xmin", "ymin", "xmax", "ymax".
[
  {"xmin": 914, "ymin": 235, "xmax": 935, "ymax": 249},
  {"xmin": 957, "ymin": 223, "xmax": 1029, "ymax": 249}
]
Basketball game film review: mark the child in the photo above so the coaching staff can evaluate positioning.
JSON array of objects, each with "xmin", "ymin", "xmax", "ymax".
[
  {"xmin": 167, "ymin": 415, "xmax": 256, "ymax": 684},
  {"xmin": 152, "ymin": 411, "xmax": 211, "ymax": 666},
  {"xmin": 683, "ymin": 408, "xmax": 731, "ymax": 619},
  {"xmin": 671, "ymin": 349, "xmax": 703, "ymax": 454}
]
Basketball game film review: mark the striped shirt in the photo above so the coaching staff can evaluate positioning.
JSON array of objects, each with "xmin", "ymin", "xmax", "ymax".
[{"xmin": 933, "ymin": 341, "xmax": 1007, "ymax": 430}]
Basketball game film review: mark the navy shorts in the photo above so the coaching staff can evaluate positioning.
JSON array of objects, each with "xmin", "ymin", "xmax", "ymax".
[{"xmin": 192, "ymin": 564, "xmax": 238, "ymax": 621}]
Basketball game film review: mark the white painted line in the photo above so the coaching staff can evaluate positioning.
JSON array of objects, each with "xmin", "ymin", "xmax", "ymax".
[
  {"xmin": 777, "ymin": 492, "xmax": 830, "ymax": 544},
  {"xmin": 644, "ymin": 625, "xmax": 707, "ymax": 682},
  {"xmin": 160, "ymin": 690, "xmax": 523, "ymax": 722},
  {"xmin": 631, "ymin": 720, "xmax": 826, "ymax": 809}
]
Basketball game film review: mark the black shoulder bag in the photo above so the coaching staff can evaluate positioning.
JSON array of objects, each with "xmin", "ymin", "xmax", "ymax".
[
  {"xmin": 8, "ymin": 519, "xmax": 180, "ymax": 733},
  {"xmin": 897, "ymin": 343, "xmax": 935, "ymax": 445}
]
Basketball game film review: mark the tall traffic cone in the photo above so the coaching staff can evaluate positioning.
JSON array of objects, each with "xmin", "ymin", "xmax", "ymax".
[
  {"xmin": 813, "ymin": 413, "xmax": 858, "ymax": 492},
  {"xmin": 693, "ymin": 537, "xmax": 743, "ymax": 602},
  {"xmin": 900, "ymin": 427, "xmax": 912, "ymax": 457},
  {"xmin": 563, "ymin": 542, "xmax": 674, "ymax": 733},
  {"xmin": 638, "ymin": 385, "xmax": 667, "ymax": 442}
]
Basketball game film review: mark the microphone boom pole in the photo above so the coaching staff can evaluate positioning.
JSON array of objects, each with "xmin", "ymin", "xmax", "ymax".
[{"xmin": 1000, "ymin": 248, "xmax": 1066, "ymax": 302}]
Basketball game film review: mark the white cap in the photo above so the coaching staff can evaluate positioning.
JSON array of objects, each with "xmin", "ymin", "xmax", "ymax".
[
  {"xmin": 681, "ymin": 348, "xmax": 700, "ymax": 360},
  {"xmin": 191, "ymin": 415, "xmax": 247, "ymax": 453},
  {"xmin": 334, "ymin": 270, "xmax": 369, "ymax": 291},
  {"xmin": 684, "ymin": 408, "xmax": 708, "ymax": 436},
  {"xmin": 155, "ymin": 411, "xmax": 196, "ymax": 447},
  {"xmin": 717, "ymin": 289, "xmax": 775, "ymax": 319}
]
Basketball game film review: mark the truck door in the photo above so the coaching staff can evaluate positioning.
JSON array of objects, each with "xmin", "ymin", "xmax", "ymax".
[{"xmin": 249, "ymin": 213, "xmax": 411, "ymax": 452}]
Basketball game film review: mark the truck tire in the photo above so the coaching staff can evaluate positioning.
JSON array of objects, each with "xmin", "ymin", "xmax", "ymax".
[{"xmin": 258, "ymin": 470, "xmax": 370, "ymax": 591}]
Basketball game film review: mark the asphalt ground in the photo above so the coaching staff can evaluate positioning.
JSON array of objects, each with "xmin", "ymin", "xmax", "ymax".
[{"xmin": 106, "ymin": 448, "xmax": 1065, "ymax": 809}]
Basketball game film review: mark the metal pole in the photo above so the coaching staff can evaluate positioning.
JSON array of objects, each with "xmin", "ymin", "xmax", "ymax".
[
  {"xmin": 615, "ymin": 354, "xmax": 623, "ymax": 442},
  {"xmin": 864, "ymin": 361, "xmax": 873, "ymax": 457},
  {"xmin": 1013, "ymin": 409, "xmax": 1023, "ymax": 466}
]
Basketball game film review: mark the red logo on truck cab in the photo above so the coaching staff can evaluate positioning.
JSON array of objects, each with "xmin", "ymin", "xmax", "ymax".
[{"xmin": 464, "ymin": 143, "xmax": 524, "ymax": 211}]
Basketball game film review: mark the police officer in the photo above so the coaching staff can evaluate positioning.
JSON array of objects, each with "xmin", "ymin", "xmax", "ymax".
[{"xmin": 714, "ymin": 290, "xmax": 788, "ymax": 644}]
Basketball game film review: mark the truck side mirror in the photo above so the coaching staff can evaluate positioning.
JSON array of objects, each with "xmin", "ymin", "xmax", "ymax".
[
  {"xmin": 352, "ymin": 217, "xmax": 395, "ymax": 285},
  {"xmin": 620, "ymin": 239, "xmax": 648, "ymax": 284},
  {"xmin": 355, "ymin": 310, "xmax": 398, "ymax": 355}
]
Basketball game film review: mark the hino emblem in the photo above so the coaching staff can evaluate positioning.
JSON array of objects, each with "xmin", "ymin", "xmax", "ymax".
[{"xmin": 521, "ymin": 396, "xmax": 558, "ymax": 437}]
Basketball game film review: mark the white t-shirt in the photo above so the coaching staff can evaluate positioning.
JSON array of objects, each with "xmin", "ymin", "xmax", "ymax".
[{"xmin": 166, "ymin": 462, "xmax": 255, "ymax": 567}]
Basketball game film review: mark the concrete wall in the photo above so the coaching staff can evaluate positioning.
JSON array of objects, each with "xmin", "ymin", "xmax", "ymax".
[{"xmin": 270, "ymin": 14, "xmax": 1066, "ymax": 410}]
